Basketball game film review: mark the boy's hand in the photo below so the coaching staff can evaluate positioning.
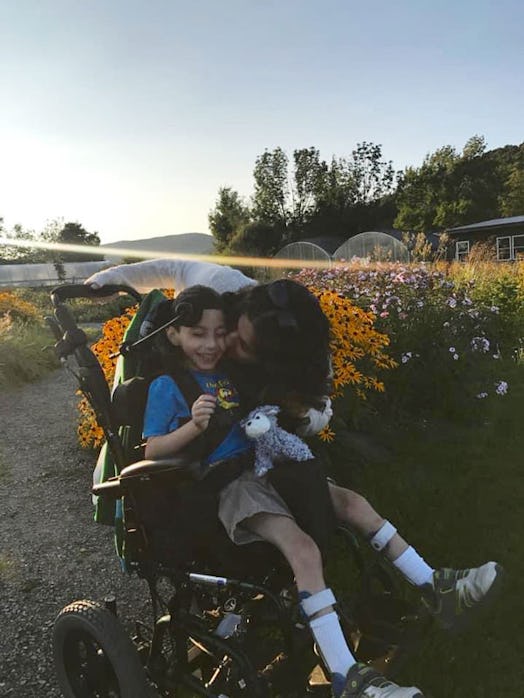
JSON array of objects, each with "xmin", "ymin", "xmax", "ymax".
[{"xmin": 191, "ymin": 394, "xmax": 217, "ymax": 432}]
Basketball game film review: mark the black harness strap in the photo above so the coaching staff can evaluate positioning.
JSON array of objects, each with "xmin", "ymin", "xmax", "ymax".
[{"xmin": 111, "ymin": 366, "xmax": 246, "ymax": 464}]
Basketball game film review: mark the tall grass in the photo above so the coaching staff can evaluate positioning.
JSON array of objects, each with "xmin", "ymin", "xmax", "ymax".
[{"xmin": 0, "ymin": 320, "xmax": 59, "ymax": 389}]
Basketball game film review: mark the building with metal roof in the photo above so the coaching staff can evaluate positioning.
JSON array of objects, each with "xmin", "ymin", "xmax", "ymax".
[{"xmin": 447, "ymin": 215, "xmax": 524, "ymax": 261}]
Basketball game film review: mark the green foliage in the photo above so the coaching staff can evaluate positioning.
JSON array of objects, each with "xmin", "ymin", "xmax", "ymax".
[
  {"xmin": 0, "ymin": 321, "xmax": 59, "ymax": 389},
  {"xmin": 209, "ymin": 142, "xmax": 400, "ymax": 256},
  {"xmin": 501, "ymin": 164, "xmax": 524, "ymax": 216},
  {"xmin": 208, "ymin": 138, "xmax": 521, "ymax": 258},
  {"xmin": 208, "ymin": 187, "xmax": 251, "ymax": 252},
  {"xmin": 395, "ymin": 139, "xmax": 524, "ymax": 232},
  {"xmin": 228, "ymin": 220, "xmax": 283, "ymax": 256}
]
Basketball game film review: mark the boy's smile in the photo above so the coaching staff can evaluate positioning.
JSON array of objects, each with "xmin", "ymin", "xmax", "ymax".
[{"xmin": 167, "ymin": 309, "xmax": 227, "ymax": 371}]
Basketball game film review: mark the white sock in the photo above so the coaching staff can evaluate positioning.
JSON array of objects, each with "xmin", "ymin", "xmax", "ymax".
[
  {"xmin": 393, "ymin": 546, "xmax": 434, "ymax": 586},
  {"xmin": 309, "ymin": 611, "xmax": 356, "ymax": 677}
]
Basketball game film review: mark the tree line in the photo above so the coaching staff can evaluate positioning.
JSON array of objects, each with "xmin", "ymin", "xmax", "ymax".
[
  {"xmin": 0, "ymin": 220, "xmax": 103, "ymax": 276},
  {"xmin": 2, "ymin": 137, "xmax": 522, "ymax": 266},
  {"xmin": 208, "ymin": 136, "xmax": 524, "ymax": 257}
]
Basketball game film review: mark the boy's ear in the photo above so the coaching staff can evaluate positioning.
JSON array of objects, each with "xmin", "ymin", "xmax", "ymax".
[{"xmin": 166, "ymin": 325, "xmax": 181, "ymax": 345}]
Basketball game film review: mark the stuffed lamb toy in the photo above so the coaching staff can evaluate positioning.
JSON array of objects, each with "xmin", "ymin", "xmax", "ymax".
[{"xmin": 241, "ymin": 405, "xmax": 313, "ymax": 477}]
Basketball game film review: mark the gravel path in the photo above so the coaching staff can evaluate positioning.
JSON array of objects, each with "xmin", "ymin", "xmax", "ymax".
[{"xmin": 0, "ymin": 369, "xmax": 148, "ymax": 697}]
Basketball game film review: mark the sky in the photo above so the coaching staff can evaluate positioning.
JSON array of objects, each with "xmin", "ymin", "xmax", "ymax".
[{"xmin": 0, "ymin": 0, "xmax": 523, "ymax": 245}]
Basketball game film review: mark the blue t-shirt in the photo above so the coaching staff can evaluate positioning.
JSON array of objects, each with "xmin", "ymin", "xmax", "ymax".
[{"xmin": 143, "ymin": 371, "xmax": 251, "ymax": 465}]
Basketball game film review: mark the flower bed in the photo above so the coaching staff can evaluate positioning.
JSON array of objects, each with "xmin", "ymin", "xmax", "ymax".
[{"xmin": 292, "ymin": 262, "xmax": 524, "ymax": 421}]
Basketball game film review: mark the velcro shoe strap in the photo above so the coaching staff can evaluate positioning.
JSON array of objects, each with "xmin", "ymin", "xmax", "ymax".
[
  {"xmin": 300, "ymin": 588, "xmax": 336, "ymax": 618},
  {"xmin": 342, "ymin": 664, "xmax": 391, "ymax": 697},
  {"xmin": 369, "ymin": 520, "xmax": 397, "ymax": 552}
]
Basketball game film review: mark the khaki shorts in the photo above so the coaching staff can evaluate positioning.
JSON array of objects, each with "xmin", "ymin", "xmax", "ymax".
[{"xmin": 218, "ymin": 470, "xmax": 293, "ymax": 545}]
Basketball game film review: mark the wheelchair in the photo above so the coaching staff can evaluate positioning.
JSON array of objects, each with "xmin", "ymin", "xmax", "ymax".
[{"xmin": 47, "ymin": 284, "xmax": 431, "ymax": 698}]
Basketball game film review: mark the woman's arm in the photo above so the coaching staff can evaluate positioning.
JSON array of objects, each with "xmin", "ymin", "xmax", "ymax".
[
  {"xmin": 85, "ymin": 258, "xmax": 256, "ymax": 294},
  {"xmin": 294, "ymin": 398, "xmax": 333, "ymax": 436}
]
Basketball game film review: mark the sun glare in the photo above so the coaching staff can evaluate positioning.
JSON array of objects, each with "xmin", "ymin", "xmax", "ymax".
[{"xmin": 0, "ymin": 235, "xmax": 337, "ymax": 271}]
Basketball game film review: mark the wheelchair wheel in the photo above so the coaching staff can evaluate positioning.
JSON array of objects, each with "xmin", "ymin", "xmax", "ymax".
[{"xmin": 53, "ymin": 599, "xmax": 155, "ymax": 698}]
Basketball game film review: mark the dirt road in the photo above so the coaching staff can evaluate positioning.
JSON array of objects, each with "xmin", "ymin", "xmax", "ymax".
[{"xmin": 0, "ymin": 369, "xmax": 147, "ymax": 697}]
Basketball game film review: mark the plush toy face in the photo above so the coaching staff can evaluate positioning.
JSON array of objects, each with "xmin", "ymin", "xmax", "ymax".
[{"xmin": 243, "ymin": 412, "xmax": 271, "ymax": 438}]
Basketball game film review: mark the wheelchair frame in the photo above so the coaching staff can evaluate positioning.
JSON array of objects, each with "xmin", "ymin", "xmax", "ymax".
[{"xmin": 47, "ymin": 284, "xmax": 430, "ymax": 698}]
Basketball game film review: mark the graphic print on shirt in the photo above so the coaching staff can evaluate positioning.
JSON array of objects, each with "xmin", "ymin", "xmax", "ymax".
[{"xmin": 203, "ymin": 378, "xmax": 239, "ymax": 410}]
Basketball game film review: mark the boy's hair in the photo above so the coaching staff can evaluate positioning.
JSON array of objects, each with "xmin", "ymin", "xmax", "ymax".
[
  {"xmin": 151, "ymin": 285, "xmax": 225, "ymax": 371},
  {"xmin": 226, "ymin": 279, "xmax": 332, "ymax": 404}
]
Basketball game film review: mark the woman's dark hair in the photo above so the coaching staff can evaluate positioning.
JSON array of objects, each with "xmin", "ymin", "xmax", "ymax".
[
  {"xmin": 227, "ymin": 279, "xmax": 332, "ymax": 404},
  {"xmin": 150, "ymin": 285, "xmax": 225, "ymax": 371}
]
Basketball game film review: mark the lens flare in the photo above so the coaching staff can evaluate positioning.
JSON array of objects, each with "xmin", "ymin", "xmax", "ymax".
[{"xmin": 0, "ymin": 236, "xmax": 345, "ymax": 271}]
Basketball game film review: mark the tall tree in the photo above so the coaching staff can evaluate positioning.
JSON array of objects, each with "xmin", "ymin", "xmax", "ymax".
[
  {"xmin": 252, "ymin": 147, "xmax": 289, "ymax": 228},
  {"xmin": 208, "ymin": 187, "xmax": 251, "ymax": 252},
  {"xmin": 290, "ymin": 147, "xmax": 327, "ymax": 230},
  {"xmin": 349, "ymin": 141, "xmax": 396, "ymax": 204}
]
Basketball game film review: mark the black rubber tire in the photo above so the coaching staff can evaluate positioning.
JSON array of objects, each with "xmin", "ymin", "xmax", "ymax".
[{"xmin": 53, "ymin": 599, "xmax": 155, "ymax": 698}]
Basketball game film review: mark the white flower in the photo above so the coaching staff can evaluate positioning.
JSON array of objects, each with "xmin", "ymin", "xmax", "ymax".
[
  {"xmin": 476, "ymin": 392, "xmax": 488, "ymax": 399},
  {"xmin": 453, "ymin": 353, "xmax": 459, "ymax": 360},
  {"xmin": 471, "ymin": 337, "xmax": 490, "ymax": 353},
  {"xmin": 495, "ymin": 380, "xmax": 508, "ymax": 396},
  {"xmin": 401, "ymin": 352, "xmax": 412, "ymax": 364},
  {"xmin": 490, "ymin": 306, "xmax": 500, "ymax": 313},
  {"xmin": 449, "ymin": 346, "xmax": 456, "ymax": 353},
  {"xmin": 447, "ymin": 297, "xmax": 457, "ymax": 308}
]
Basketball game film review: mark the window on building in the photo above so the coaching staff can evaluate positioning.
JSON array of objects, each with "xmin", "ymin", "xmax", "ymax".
[
  {"xmin": 456, "ymin": 240, "xmax": 470, "ymax": 261},
  {"xmin": 512, "ymin": 234, "xmax": 524, "ymax": 260},
  {"xmin": 496, "ymin": 237, "xmax": 512, "ymax": 261}
]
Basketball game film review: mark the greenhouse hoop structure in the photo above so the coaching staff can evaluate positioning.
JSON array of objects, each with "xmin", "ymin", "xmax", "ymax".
[
  {"xmin": 275, "ymin": 241, "xmax": 333, "ymax": 263},
  {"xmin": 333, "ymin": 232, "xmax": 409, "ymax": 262}
]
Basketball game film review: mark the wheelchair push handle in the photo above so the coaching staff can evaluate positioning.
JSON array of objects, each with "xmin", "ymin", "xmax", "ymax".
[{"xmin": 50, "ymin": 283, "xmax": 142, "ymax": 306}]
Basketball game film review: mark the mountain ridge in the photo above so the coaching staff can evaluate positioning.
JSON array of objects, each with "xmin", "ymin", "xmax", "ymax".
[{"xmin": 100, "ymin": 233, "xmax": 215, "ymax": 257}]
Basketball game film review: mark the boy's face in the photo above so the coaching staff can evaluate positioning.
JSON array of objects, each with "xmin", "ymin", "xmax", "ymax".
[
  {"xmin": 167, "ymin": 309, "xmax": 227, "ymax": 371},
  {"xmin": 224, "ymin": 313, "xmax": 257, "ymax": 363}
]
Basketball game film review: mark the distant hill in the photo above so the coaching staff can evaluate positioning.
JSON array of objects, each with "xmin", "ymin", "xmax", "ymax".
[{"xmin": 100, "ymin": 233, "xmax": 215, "ymax": 261}]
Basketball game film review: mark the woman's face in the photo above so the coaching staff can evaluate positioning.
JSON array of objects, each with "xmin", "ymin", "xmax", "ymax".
[{"xmin": 224, "ymin": 313, "xmax": 257, "ymax": 362}]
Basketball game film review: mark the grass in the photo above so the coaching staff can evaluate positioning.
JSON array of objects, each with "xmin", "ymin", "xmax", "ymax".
[
  {"xmin": 0, "ymin": 321, "xmax": 59, "ymax": 390},
  {"xmin": 332, "ymin": 360, "xmax": 524, "ymax": 696},
  {"xmin": 0, "ymin": 319, "xmax": 101, "ymax": 391}
]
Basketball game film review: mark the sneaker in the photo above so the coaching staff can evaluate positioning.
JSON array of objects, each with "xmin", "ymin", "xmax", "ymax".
[
  {"xmin": 334, "ymin": 663, "xmax": 424, "ymax": 698},
  {"xmin": 423, "ymin": 561, "xmax": 504, "ymax": 631}
]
